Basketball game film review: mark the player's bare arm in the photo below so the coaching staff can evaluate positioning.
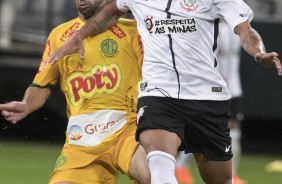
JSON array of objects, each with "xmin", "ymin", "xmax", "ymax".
[
  {"xmin": 235, "ymin": 21, "xmax": 282, "ymax": 76},
  {"xmin": 48, "ymin": 0, "xmax": 124, "ymax": 64},
  {"xmin": 82, "ymin": 0, "xmax": 123, "ymax": 37},
  {"xmin": 0, "ymin": 87, "xmax": 51, "ymax": 124}
]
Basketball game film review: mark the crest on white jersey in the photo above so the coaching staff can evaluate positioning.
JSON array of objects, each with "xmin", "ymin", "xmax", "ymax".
[
  {"xmin": 144, "ymin": 16, "xmax": 154, "ymax": 33},
  {"xmin": 180, "ymin": 0, "xmax": 199, "ymax": 12}
]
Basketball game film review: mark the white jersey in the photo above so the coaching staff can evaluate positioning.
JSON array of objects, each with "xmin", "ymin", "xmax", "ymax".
[
  {"xmin": 217, "ymin": 21, "xmax": 243, "ymax": 98},
  {"xmin": 117, "ymin": 0, "xmax": 253, "ymax": 100}
]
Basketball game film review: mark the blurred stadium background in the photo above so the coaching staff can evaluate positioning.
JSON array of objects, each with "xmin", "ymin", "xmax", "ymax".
[{"xmin": 0, "ymin": 0, "xmax": 282, "ymax": 183}]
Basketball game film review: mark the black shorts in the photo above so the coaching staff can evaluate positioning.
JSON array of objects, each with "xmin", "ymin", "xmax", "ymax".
[{"xmin": 136, "ymin": 96, "xmax": 232, "ymax": 161}]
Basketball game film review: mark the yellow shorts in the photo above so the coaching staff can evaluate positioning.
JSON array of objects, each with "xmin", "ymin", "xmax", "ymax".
[{"xmin": 49, "ymin": 122, "xmax": 138, "ymax": 184}]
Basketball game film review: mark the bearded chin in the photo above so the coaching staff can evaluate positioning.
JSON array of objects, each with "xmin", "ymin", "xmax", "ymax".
[
  {"xmin": 79, "ymin": 8, "xmax": 95, "ymax": 20},
  {"xmin": 83, "ymin": 12, "xmax": 95, "ymax": 20}
]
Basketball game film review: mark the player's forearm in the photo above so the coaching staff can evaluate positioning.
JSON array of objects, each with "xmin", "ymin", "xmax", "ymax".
[
  {"xmin": 241, "ymin": 29, "xmax": 265, "ymax": 58},
  {"xmin": 79, "ymin": 0, "xmax": 122, "ymax": 39},
  {"xmin": 235, "ymin": 22, "xmax": 265, "ymax": 59},
  {"xmin": 22, "ymin": 87, "xmax": 51, "ymax": 115}
]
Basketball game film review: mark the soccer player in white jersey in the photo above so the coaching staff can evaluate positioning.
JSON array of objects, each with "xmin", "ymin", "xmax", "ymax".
[
  {"xmin": 48, "ymin": 0, "xmax": 282, "ymax": 183},
  {"xmin": 175, "ymin": 20, "xmax": 247, "ymax": 184}
]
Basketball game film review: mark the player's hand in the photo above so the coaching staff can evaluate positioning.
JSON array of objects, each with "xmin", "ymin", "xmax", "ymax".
[
  {"xmin": 47, "ymin": 30, "xmax": 85, "ymax": 64},
  {"xmin": 255, "ymin": 52, "xmax": 282, "ymax": 76},
  {"xmin": 0, "ymin": 101, "xmax": 28, "ymax": 124}
]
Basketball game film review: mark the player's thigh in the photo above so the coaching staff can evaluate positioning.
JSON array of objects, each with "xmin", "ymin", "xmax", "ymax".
[
  {"xmin": 49, "ymin": 147, "xmax": 119, "ymax": 184},
  {"xmin": 139, "ymin": 129, "xmax": 181, "ymax": 156},
  {"xmin": 115, "ymin": 122, "xmax": 150, "ymax": 183},
  {"xmin": 194, "ymin": 153, "xmax": 232, "ymax": 184},
  {"xmin": 136, "ymin": 96, "xmax": 182, "ymax": 155},
  {"xmin": 49, "ymin": 163, "xmax": 118, "ymax": 184}
]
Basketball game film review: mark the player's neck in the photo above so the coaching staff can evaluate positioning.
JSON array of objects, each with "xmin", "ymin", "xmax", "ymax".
[{"xmin": 79, "ymin": 16, "xmax": 86, "ymax": 22}]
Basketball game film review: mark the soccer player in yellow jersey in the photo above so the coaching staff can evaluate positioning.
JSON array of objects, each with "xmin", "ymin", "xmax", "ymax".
[{"xmin": 0, "ymin": 0, "xmax": 150, "ymax": 183}]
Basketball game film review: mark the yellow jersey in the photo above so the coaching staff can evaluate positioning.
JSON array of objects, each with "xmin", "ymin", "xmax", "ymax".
[
  {"xmin": 34, "ymin": 18, "xmax": 143, "ymax": 183},
  {"xmin": 33, "ymin": 17, "xmax": 143, "ymax": 119}
]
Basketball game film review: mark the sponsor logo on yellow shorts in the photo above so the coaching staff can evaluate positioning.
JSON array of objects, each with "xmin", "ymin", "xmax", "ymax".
[{"xmin": 54, "ymin": 155, "xmax": 67, "ymax": 170}]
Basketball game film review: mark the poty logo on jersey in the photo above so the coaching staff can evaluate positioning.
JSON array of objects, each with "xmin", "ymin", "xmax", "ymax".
[
  {"xmin": 68, "ymin": 125, "xmax": 83, "ymax": 140},
  {"xmin": 66, "ymin": 64, "xmax": 121, "ymax": 106},
  {"xmin": 60, "ymin": 22, "xmax": 81, "ymax": 42},
  {"xmin": 144, "ymin": 16, "xmax": 197, "ymax": 35},
  {"xmin": 38, "ymin": 40, "xmax": 51, "ymax": 73},
  {"xmin": 180, "ymin": 0, "xmax": 199, "ymax": 12}
]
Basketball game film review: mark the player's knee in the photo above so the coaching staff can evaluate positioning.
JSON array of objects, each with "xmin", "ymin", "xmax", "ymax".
[
  {"xmin": 129, "ymin": 145, "xmax": 151, "ymax": 184},
  {"xmin": 137, "ymin": 173, "xmax": 151, "ymax": 184},
  {"xmin": 129, "ymin": 160, "xmax": 150, "ymax": 184}
]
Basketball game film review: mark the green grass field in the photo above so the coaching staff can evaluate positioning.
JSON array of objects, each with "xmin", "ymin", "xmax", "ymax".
[{"xmin": 0, "ymin": 140, "xmax": 281, "ymax": 184}]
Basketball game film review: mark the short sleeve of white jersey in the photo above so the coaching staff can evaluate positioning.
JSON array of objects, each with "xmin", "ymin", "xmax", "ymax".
[
  {"xmin": 214, "ymin": 0, "xmax": 254, "ymax": 31},
  {"xmin": 116, "ymin": 0, "xmax": 130, "ymax": 13}
]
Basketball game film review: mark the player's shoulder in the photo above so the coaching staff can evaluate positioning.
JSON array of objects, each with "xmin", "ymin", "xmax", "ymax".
[
  {"xmin": 115, "ymin": 18, "xmax": 138, "ymax": 39},
  {"xmin": 116, "ymin": 18, "xmax": 137, "ymax": 30},
  {"xmin": 50, "ymin": 17, "xmax": 83, "ymax": 37}
]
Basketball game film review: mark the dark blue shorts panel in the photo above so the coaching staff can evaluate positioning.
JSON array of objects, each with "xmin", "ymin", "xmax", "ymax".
[{"xmin": 136, "ymin": 96, "xmax": 232, "ymax": 161}]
